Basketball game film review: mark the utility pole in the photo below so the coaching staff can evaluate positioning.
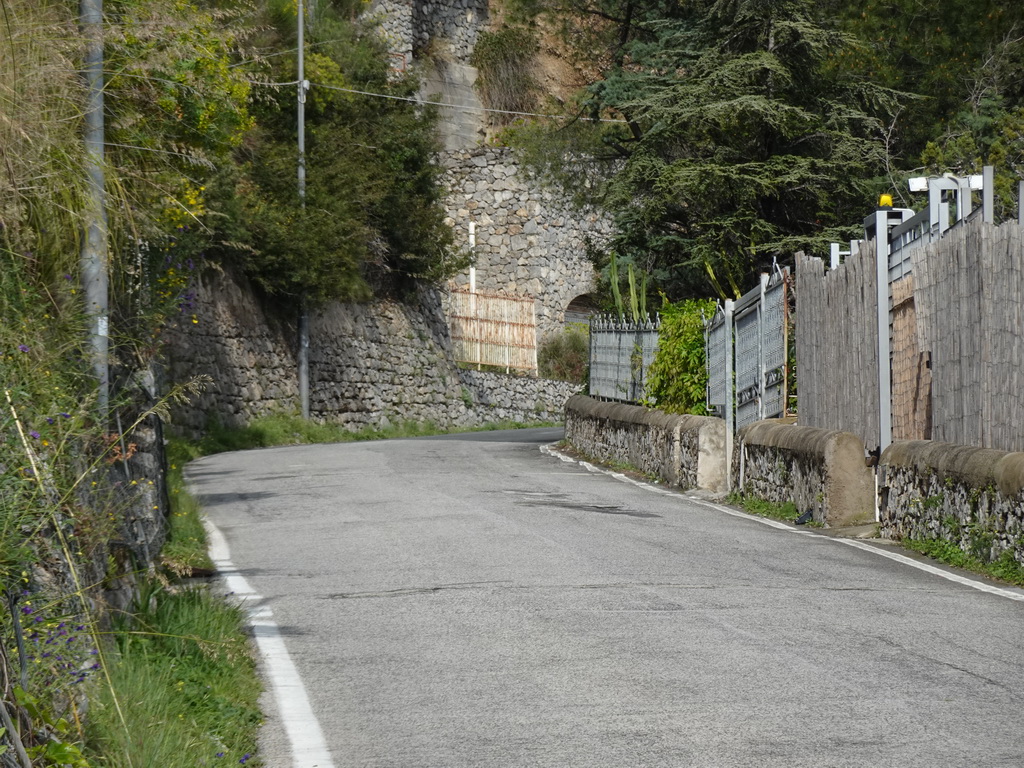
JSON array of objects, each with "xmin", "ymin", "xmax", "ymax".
[
  {"xmin": 297, "ymin": 0, "xmax": 310, "ymax": 419},
  {"xmin": 81, "ymin": 0, "xmax": 109, "ymax": 419}
]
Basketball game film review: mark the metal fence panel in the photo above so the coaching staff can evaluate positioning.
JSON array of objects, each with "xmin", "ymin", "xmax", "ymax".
[
  {"xmin": 589, "ymin": 315, "xmax": 660, "ymax": 402},
  {"xmin": 448, "ymin": 288, "xmax": 538, "ymax": 372},
  {"xmin": 706, "ymin": 308, "xmax": 727, "ymax": 415},
  {"xmin": 706, "ymin": 268, "xmax": 790, "ymax": 430},
  {"xmin": 761, "ymin": 277, "xmax": 788, "ymax": 420},
  {"xmin": 734, "ymin": 304, "xmax": 761, "ymax": 429}
]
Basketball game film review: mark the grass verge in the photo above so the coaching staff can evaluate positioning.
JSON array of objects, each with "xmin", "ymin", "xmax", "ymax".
[
  {"xmin": 85, "ymin": 582, "xmax": 262, "ymax": 767},
  {"xmin": 902, "ymin": 538, "xmax": 1024, "ymax": 587},
  {"xmin": 727, "ymin": 493, "xmax": 802, "ymax": 523}
]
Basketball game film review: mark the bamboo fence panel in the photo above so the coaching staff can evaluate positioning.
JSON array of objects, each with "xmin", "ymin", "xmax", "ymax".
[{"xmin": 448, "ymin": 288, "xmax": 538, "ymax": 373}]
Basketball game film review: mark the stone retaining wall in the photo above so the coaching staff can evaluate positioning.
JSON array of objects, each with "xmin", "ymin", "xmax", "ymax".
[
  {"xmin": 370, "ymin": 0, "xmax": 488, "ymax": 64},
  {"xmin": 441, "ymin": 147, "xmax": 609, "ymax": 337},
  {"xmin": 879, "ymin": 440, "xmax": 1024, "ymax": 564},
  {"xmin": 163, "ymin": 269, "xmax": 578, "ymax": 435},
  {"xmin": 736, "ymin": 421, "xmax": 875, "ymax": 527},
  {"xmin": 564, "ymin": 395, "xmax": 726, "ymax": 491}
]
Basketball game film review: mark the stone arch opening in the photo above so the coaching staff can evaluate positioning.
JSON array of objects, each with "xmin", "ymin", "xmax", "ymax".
[{"xmin": 564, "ymin": 294, "xmax": 600, "ymax": 327}]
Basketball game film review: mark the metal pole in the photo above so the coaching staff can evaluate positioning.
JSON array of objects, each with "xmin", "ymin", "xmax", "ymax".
[
  {"xmin": 982, "ymin": 166, "xmax": 994, "ymax": 224},
  {"xmin": 81, "ymin": 0, "xmax": 108, "ymax": 419},
  {"xmin": 724, "ymin": 299, "xmax": 735, "ymax": 493},
  {"xmin": 757, "ymin": 272, "xmax": 768, "ymax": 422},
  {"xmin": 875, "ymin": 210, "xmax": 892, "ymax": 456},
  {"xmin": 297, "ymin": 0, "xmax": 310, "ymax": 419}
]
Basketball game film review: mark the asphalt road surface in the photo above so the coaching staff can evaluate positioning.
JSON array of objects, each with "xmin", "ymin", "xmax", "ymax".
[{"xmin": 188, "ymin": 428, "xmax": 1024, "ymax": 768}]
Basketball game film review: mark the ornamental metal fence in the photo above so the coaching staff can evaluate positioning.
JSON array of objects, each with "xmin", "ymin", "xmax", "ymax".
[
  {"xmin": 588, "ymin": 314, "xmax": 660, "ymax": 402},
  {"xmin": 705, "ymin": 267, "xmax": 790, "ymax": 431}
]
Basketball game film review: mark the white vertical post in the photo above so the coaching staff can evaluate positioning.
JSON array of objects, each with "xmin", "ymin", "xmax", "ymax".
[
  {"xmin": 875, "ymin": 210, "xmax": 893, "ymax": 456},
  {"xmin": 830, "ymin": 243, "xmax": 841, "ymax": 270},
  {"xmin": 983, "ymin": 166, "xmax": 994, "ymax": 224},
  {"xmin": 724, "ymin": 299, "xmax": 735, "ymax": 493}
]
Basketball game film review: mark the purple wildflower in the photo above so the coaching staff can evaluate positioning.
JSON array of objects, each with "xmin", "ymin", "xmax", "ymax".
[
  {"xmin": 17, "ymin": 344, "xmax": 29, "ymax": 353},
  {"xmin": 29, "ymin": 430, "xmax": 40, "ymax": 439}
]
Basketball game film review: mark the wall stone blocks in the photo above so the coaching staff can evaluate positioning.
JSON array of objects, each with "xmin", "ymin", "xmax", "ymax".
[
  {"xmin": 879, "ymin": 440, "xmax": 1024, "ymax": 564},
  {"xmin": 164, "ymin": 269, "xmax": 577, "ymax": 435},
  {"xmin": 441, "ymin": 147, "xmax": 609, "ymax": 338},
  {"xmin": 564, "ymin": 395, "xmax": 727, "ymax": 491},
  {"xmin": 736, "ymin": 421, "xmax": 875, "ymax": 527}
]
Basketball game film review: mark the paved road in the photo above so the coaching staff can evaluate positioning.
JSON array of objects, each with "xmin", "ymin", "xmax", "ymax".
[{"xmin": 189, "ymin": 428, "xmax": 1024, "ymax": 767}]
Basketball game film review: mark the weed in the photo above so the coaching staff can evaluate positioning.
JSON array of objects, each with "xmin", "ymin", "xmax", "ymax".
[
  {"xmin": 727, "ymin": 493, "xmax": 801, "ymax": 522},
  {"xmin": 903, "ymin": 538, "xmax": 1024, "ymax": 587}
]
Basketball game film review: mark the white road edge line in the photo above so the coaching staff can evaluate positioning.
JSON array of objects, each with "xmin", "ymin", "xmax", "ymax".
[
  {"xmin": 205, "ymin": 519, "xmax": 337, "ymax": 768},
  {"xmin": 541, "ymin": 444, "xmax": 1024, "ymax": 604}
]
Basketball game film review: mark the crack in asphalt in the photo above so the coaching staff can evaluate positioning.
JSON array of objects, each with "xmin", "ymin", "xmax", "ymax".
[{"xmin": 319, "ymin": 581, "xmax": 930, "ymax": 600}]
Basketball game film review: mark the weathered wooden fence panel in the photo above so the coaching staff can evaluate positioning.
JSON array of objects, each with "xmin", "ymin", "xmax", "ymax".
[
  {"xmin": 911, "ymin": 221, "xmax": 1024, "ymax": 451},
  {"xmin": 795, "ymin": 242, "xmax": 880, "ymax": 451},
  {"xmin": 799, "ymin": 218, "xmax": 1024, "ymax": 454}
]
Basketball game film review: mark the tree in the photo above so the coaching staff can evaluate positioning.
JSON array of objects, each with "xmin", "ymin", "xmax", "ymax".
[
  {"xmin": 510, "ymin": 0, "xmax": 902, "ymax": 299},
  {"xmin": 204, "ymin": 1, "xmax": 460, "ymax": 304}
]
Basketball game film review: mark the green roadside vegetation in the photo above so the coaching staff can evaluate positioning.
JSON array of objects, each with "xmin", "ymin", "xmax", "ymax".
[
  {"xmin": 83, "ymin": 585, "xmax": 262, "ymax": 768},
  {"xmin": 727, "ymin": 494, "xmax": 802, "ymax": 524},
  {"xmin": 902, "ymin": 538, "xmax": 1024, "ymax": 589}
]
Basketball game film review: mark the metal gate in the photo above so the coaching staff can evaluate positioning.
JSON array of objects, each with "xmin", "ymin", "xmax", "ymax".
[{"xmin": 705, "ymin": 267, "xmax": 790, "ymax": 430}]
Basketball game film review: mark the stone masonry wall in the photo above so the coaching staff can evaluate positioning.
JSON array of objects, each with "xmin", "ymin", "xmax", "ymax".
[
  {"xmin": 735, "ymin": 421, "xmax": 875, "ymax": 527},
  {"xmin": 880, "ymin": 440, "xmax": 1024, "ymax": 566},
  {"xmin": 442, "ymin": 147, "xmax": 609, "ymax": 338},
  {"xmin": 371, "ymin": 0, "xmax": 487, "ymax": 64},
  {"xmin": 564, "ymin": 395, "xmax": 726, "ymax": 491},
  {"xmin": 164, "ymin": 268, "xmax": 579, "ymax": 435}
]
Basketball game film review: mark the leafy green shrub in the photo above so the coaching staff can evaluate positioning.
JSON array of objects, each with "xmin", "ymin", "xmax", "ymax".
[
  {"xmin": 644, "ymin": 298, "xmax": 716, "ymax": 414},
  {"xmin": 538, "ymin": 325, "xmax": 589, "ymax": 383},
  {"xmin": 470, "ymin": 26, "xmax": 538, "ymax": 124}
]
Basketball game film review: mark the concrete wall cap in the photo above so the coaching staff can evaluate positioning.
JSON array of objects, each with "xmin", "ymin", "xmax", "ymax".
[
  {"xmin": 738, "ymin": 420, "xmax": 863, "ymax": 457},
  {"xmin": 566, "ymin": 395, "xmax": 722, "ymax": 433},
  {"xmin": 881, "ymin": 440, "xmax": 1024, "ymax": 497}
]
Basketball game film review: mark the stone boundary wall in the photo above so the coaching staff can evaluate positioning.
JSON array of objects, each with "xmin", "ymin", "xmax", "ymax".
[
  {"xmin": 163, "ymin": 269, "xmax": 577, "ymax": 436},
  {"xmin": 441, "ymin": 147, "xmax": 609, "ymax": 338},
  {"xmin": 879, "ymin": 440, "xmax": 1024, "ymax": 564},
  {"xmin": 564, "ymin": 395, "xmax": 726, "ymax": 491},
  {"xmin": 736, "ymin": 421, "xmax": 875, "ymax": 527},
  {"xmin": 370, "ymin": 0, "xmax": 488, "ymax": 65}
]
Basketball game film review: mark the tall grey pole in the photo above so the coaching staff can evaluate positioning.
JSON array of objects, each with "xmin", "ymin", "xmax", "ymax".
[
  {"xmin": 875, "ymin": 209, "xmax": 892, "ymax": 456},
  {"xmin": 81, "ymin": 0, "xmax": 109, "ymax": 418},
  {"xmin": 724, "ymin": 298, "xmax": 735, "ymax": 493},
  {"xmin": 297, "ymin": 0, "xmax": 310, "ymax": 419}
]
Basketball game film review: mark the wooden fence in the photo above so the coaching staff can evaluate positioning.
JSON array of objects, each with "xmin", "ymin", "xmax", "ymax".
[
  {"xmin": 797, "ymin": 218, "xmax": 1024, "ymax": 453},
  {"xmin": 448, "ymin": 288, "xmax": 538, "ymax": 373},
  {"xmin": 796, "ymin": 241, "xmax": 880, "ymax": 450}
]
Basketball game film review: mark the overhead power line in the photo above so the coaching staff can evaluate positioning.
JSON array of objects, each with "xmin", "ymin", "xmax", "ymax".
[{"xmin": 248, "ymin": 78, "xmax": 628, "ymax": 124}]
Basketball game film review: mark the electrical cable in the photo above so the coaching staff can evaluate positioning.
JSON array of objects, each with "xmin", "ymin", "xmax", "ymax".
[{"xmin": 245, "ymin": 78, "xmax": 628, "ymax": 124}]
